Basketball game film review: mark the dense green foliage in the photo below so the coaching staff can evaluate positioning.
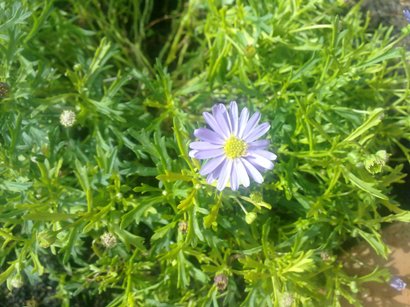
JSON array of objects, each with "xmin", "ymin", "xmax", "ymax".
[{"xmin": 1, "ymin": 0, "xmax": 409, "ymax": 306}]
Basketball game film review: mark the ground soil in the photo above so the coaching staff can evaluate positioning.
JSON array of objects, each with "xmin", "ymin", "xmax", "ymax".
[{"xmin": 343, "ymin": 222, "xmax": 410, "ymax": 306}]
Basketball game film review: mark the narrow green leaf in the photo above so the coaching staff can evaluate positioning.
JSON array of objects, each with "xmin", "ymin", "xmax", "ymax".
[
  {"xmin": 204, "ymin": 199, "xmax": 221, "ymax": 228},
  {"xmin": 343, "ymin": 170, "xmax": 388, "ymax": 200},
  {"xmin": 177, "ymin": 189, "xmax": 196, "ymax": 211},
  {"xmin": 112, "ymin": 225, "xmax": 146, "ymax": 251},
  {"xmin": 157, "ymin": 172, "xmax": 192, "ymax": 182},
  {"xmin": 356, "ymin": 229, "xmax": 389, "ymax": 259},
  {"xmin": 0, "ymin": 263, "xmax": 15, "ymax": 284},
  {"xmin": 24, "ymin": 212, "xmax": 76, "ymax": 221},
  {"xmin": 151, "ymin": 222, "xmax": 177, "ymax": 241},
  {"xmin": 342, "ymin": 108, "xmax": 383, "ymax": 143}
]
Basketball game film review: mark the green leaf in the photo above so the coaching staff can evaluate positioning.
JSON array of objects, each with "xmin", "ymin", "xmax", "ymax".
[
  {"xmin": 342, "ymin": 108, "xmax": 384, "ymax": 143},
  {"xmin": 177, "ymin": 189, "xmax": 196, "ymax": 211},
  {"xmin": 151, "ymin": 221, "xmax": 176, "ymax": 241},
  {"xmin": 23, "ymin": 212, "xmax": 76, "ymax": 221},
  {"xmin": 157, "ymin": 172, "xmax": 192, "ymax": 182},
  {"xmin": 112, "ymin": 225, "xmax": 146, "ymax": 251},
  {"xmin": 120, "ymin": 197, "xmax": 161, "ymax": 228},
  {"xmin": 382, "ymin": 211, "xmax": 410, "ymax": 223},
  {"xmin": 203, "ymin": 200, "xmax": 221, "ymax": 229},
  {"xmin": 343, "ymin": 170, "xmax": 388, "ymax": 200},
  {"xmin": 0, "ymin": 263, "xmax": 15, "ymax": 284},
  {"xmin": 356, "ymin": 228, "xmax": 389, "ymax": 259},
  {"xmin": 0, "ymin": 180, "xmax": 32, "ymax": 192}
]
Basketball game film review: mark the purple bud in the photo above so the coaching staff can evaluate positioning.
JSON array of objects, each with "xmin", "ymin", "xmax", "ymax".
[
  {"xmin": 403, "ymin": 9, "xmax": 410, "ymax": 23},
  {"xmin": 389, "ymin": 276, "xmax": 407, "ymax": 291}
]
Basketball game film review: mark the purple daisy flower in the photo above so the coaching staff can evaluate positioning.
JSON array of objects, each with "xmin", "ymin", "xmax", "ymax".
[
  {"xmin": 189, "ymin": 101, "xmax": 277, "ymax": 191},
  {"xmin": 404, "ymin": 9, "xmax": 410, "ymax": 23},
  {"xmin": 389, "ymin": 276, "xmax": 407, "ymax": 291}
]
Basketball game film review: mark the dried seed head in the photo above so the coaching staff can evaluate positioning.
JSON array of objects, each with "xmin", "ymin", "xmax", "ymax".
[
  {"xmin": 59, "ymin": 110, "xmax": 76, "ymax": 127},
  {"xmin": 178, "ymin": 221, "xmax": 188, "ymax": 234},
  {"xmin": 25, "ymin": 298, "xmax": 39, "ymax": 307},
  {"xmin": 0, "ymin": 82, "xmax": 10, "ymax": 98},
  {"xmin": 100, "ymin": 232, "xmax": 117, "ymax": 249},
  {"xmin": 214, "ymin": 273, "xmax": 228, "ymax": 292},
  {"xmin": 281, "ymin": 292, "xmax": 294, "ymax": 307},
  {"xmin": 320, "ymin": 251, "xmax": 331, "ymax": 262}
]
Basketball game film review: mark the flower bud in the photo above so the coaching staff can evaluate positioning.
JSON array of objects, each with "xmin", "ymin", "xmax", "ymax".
[
  {"xmin": 364, "ymin": 150, "xmax": 388, "ymax": 174},
  {"xmin": 178, "ymin": 221, "xmax": 188, "ymax": 234},
  {"xmin": 245, "ymin": 212, "xmax": 257, "ymax": 224},
  {"xmin": 214, "ymin": 273, "xmax": 228, "ymax": 292},
  {"xmin": 10, "ymin": 275, "xmax": 23, "ymax": 288}
]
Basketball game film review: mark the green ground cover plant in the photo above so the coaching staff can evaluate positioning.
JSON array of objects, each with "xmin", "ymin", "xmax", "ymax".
[{"xmin": 1, "ymin": 0, "xmax": 410, "ymax": 306}]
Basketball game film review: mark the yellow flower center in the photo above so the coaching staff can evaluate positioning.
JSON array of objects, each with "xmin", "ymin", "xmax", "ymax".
[{"xmin": 224, "ymin": 136, "xmax": 247, "ymax": 159}]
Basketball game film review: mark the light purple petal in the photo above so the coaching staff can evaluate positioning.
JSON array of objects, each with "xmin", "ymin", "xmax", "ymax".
[
  {"xmin": 230, "ymin": 162, "xmax": 239, "ymax": 191},
  {"xmin": 190, "ymin": 141, "xmax": 222, "ymax": 150},
  {"xmin": 246, "ymin": 154, "xmax": 274, "ymax": 170},
  {"xmin": 217, "ymin": 159, "xmax": 233, "ymax": 191},
  {"xmin": 212, "ymin": 104, "xmax": 231, "ymax": 137},
  {"xmin": 248, "ymin": 139, "xmax": 270, "ymax": 150},
  {"xmin": 242, "ymin": 112, "xmax": 261, "ymax": 140},
  {"xmin": 244, "ymin": 123, "xmax": 270, "ymax": 143},
  {"xmin": 237, "ymin": 108, "xmax": 249, "ymax": 138},
  {"xmin": 236, "ymin": 159, "xmax": 250, "ymax": 188},
  {"xmin": 203, "ymin": 112, "xmax": 227, "ymax": 139},
  {"xmin": 193, "ymin": 148, "xmax": 224, "ymax": 159},
  {"xmin": 194, "ymin": 128, "xmax": 224, "ymax": 145},
  {"xmin": 207, "ymin": 160, "xmax": 225, "ymax": 183},
  {"xmin": 189, "ymin": 150, "xmax": 198, "ymax": 158},
  {"xmin": 249, "ymin": 150, "xmax": 277, "ymax": 161},
  {"xmin": 229, "ymin": 101, "xmax": 239, "ymax": 135},
  {"xmin": 242, "ymin": 158, "xmax": 264, "ymax": 184},
  {"xmin": 207, "ymin": 174, "xmax": 214, "ymax": 184},
  {"xmin": 199, "ymin": 155, "xmax": 226, "ymax": 176}
]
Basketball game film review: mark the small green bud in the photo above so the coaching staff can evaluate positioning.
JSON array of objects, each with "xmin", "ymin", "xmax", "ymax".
[
  {"xmin": 364, "ymin": 150, "xmax": 388, "ymax": 174},
  {"xmin": 10, "ymin": 275, "xmax": 23, "ymax": 288},
  {"xmin": 349, "ymin": 281, "xmax": 358, "ymax": 293},
  {"xmin": 73, "ymin": 63, "xmax": 83, "ymax": 71},
  {"xmin": 245, "ymin": 212, "xmax": 257, "ymax": 224},
  {"xmin": 244, "ymin": 44, "xmax": 256, "ymax": 58}
]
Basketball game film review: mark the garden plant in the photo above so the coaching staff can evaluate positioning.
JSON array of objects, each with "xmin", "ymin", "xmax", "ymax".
[{"xmin": 0, "ymin": 0, "xmax": 410, "ymax": 306}]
